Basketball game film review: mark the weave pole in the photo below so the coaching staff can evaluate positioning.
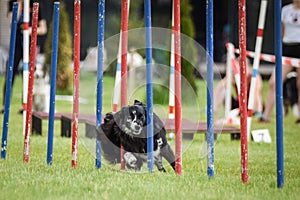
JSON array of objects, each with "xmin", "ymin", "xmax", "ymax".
[
  {"xmin": 225, "ymin": 43, "xmax": 234, "ymax": 120},
  {"xmin": 71, "ymin": 0, "xmax": 81, "ymax": 168},
  {"xmin": 274, "ymin": 0, "xmax": 284, "ymax": 189},
  {"xmin": 112, "ymin": 34, "xmax": 122, "ymax": 112},
  {"xmin": 47, "ymin": 2, "xmax": 60, "ymax": 165},
  {"xmin": 168, "ymin": 1, "xmax": 175, "ymax": 120},
  {"xmin": 206, "ymin": 0, "xmax": 214, "ymax": 178},
  {"xmin": 174, "ymin": 0, "xmax": 182, "ymax": 175},
  {"xmin": 95, "ymin": 0, "xmax": 105, "ymax": 169},
  {"xmin": 22, "ymin": 0, "xmax": 30, "ymax": 137},
  {"xmin": 144, "ymin": 0, "xmax": 154, "ymax": 173},
  {"xmin": 112, "ymin": 0, "xmax": 130, "ymax": 113},
  {"xmin": 23, "ymin": 3, "xmax": 39, "ymax": 163},
  {"xmin": 238, "ymin": 0, "xmax": 248, "ymax": 184},
  {"xmin": 120, "ymin": 0, "xmax": 129, "ymax": 170},
  {"xmin": 0, "ymin": 2, "xmax": 18, "ymax": 160},
  {"xmin": 247, "ymin": 0, "xmax": 268, "ymax": 138}
]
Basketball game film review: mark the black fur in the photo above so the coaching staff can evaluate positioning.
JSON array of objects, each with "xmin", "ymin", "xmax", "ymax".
[
  {"xmin": 96, "ymin": 100, "xmax": 175, "ymax": 172},
  {"xmin": 283, "ymin": 73, "xmax": 298, "ymax": 116}
]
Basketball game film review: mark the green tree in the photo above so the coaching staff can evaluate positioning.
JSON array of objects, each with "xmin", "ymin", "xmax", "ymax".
[
  {"xmin": 45, "ymin": 1, "xmax": 73, "ymax": 92},
  {"xmin": 180, "ymin": 0, "xmax": 197, "ymax": 95}
]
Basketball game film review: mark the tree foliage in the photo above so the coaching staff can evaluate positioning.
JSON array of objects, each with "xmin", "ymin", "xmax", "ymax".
[
  {"xmin": 45, "ymin": 1, "xmax": 73, "ymax": 92},
  {"xmin": 180, "ymin": 0, "xmax": 197, "ymax": 95}
]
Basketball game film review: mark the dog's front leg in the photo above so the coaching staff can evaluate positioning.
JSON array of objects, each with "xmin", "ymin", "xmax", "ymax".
[{"xmin": 154, "ymin": 153, "xmax": 166, "ymax": 172}]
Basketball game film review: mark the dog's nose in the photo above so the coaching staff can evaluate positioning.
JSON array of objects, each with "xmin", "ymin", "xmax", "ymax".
[{"xmin": 134, "ymin": 125, "xmax": 140, "ymax": 130}]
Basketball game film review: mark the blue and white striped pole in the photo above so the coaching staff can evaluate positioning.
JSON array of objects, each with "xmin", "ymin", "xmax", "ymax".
[
  {"xmin": 95, "ymin": 0, "xmax": 105, "ymax": 169},
  {"xmin": 47, "ymin": 2, "xmax": 60, "ymax": 165},
  {"xmin": 1, "ymin": 2, "xmax": 18, "ymax": 159},
  {"xmin": 206, "ymin": 0, "xmax": 214, "ymax": 179},
  {"xmin": 144, "ymin": 0, "xmax": 154, "ymax": 173},
  {"xmin": 274, "ymin": 0, "xmax": 284, "ymax": 188}
]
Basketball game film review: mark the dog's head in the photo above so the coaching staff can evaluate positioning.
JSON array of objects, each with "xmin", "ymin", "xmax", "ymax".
[
  {"xmin": 115, "ymin": 100, "xmax": 146, "ymax": 137},
  {"xmin": 34, "ymin": 63, "xmax": 49, "ymax": 83}
]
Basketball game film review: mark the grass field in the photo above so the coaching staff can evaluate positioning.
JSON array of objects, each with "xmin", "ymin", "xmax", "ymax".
[{"xmin": 0, "ymin": 72, "xmax": 299, "ymax": 200}]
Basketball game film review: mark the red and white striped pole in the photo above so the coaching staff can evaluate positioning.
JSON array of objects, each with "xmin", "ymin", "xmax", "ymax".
[
  {"xmin": 168, "ymin": 0, "xmax": 175, "ymax": 120},
  {"xmin": 112, "ymin": 34, "xmax": 122, "ymax": 113},
  {"xmin": 234, "ymin": 48, "xmax": 300, "ymax": 68},
  {"xmin": 232, "ymin": 57, "xmax": 241, "ymax": 98},
  {"xmin": 120, "ymin": 0, "xmax": 129, "ymax": 170},
  {"xmin": 112, "ymin": 0, "xmax": 130, "ymax": 113},
  {"xmin": 238, "ymin": 0, "xmax": 248, "ymax": 184},
  {"xmin": 22, "ymin": 0, "xmax": 30, "ymax": 136},
  {"xmin": 225, "ymin": 43, "xmax": 234, "ymax": 119},
  {"xmin": 71, "ymin": 0, "xmax": 81, "ymax": 168},
  {"xmin": 23, "ymin": 3, "xmax": 39, "ymax": 163},
  {"xmin": 247, "ymin": 0, "xmax": 268, "ymax": 138}
]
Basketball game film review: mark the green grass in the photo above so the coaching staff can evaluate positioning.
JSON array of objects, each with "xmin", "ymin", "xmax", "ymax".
[{"xmin": 0, "ymin": 73, "xmax": 299, "ymax": 200}]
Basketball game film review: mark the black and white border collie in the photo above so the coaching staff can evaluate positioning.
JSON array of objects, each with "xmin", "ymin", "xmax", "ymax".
[{"xmin": 96, "ymin": 100, "xmax": 175, "ymax": 172}]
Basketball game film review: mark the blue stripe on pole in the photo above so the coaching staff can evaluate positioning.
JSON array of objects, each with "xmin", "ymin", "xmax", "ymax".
[
  {"xmin": 23, "ymin": 62, "xmax": 29, "ymax": 71},
  {"xmin": 206, "ymin": 0, "xmax": 214, "ymax": 178},
  {"xmin": 144, "ymin": 0, "xmax": 154, "ymax": 173},
  {"xmin": 96, "ymin": 0, "xmax": 105, "ymax": 169},
  {"xmin": 252, "ymin": 68, "xmax": 258, "ymax": 78},
  {"xmin": 1, "ymin": 2, "xmax": 18, "ymax": 160},
  {"xmin": 170, "ymin": 65, "xmax": 174, "ymax": 74},
  {"xmin": 116, "ymin": 62, "xmax": 121, "ymax": 71},
  {"xmin": 47, "ymin": 2, "xmax": 60, "ymax": 165},
  {"xmin": 274, "ymin": 0, "xmax": 284, "ymax": 188}
]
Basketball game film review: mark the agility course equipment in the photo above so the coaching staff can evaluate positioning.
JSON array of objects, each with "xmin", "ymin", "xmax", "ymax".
[
  {"xmin": 95, "ymin": 0, "xmax": 105, "ymax": 169},
  {"xmin": 168, "ymin": 1, "xmax": 175, "ymax": 120},
  {"xmin": 119, "ymin": 0, "xmax": 129, "ymax": 170},
  {"xmin": 144, "ymin": 0, "xmax": 154, "ymax": 172},
  {"xmin": 173, "ymin": 0, "xmax": 182, "ymax": 176},
  {"xmin": 22, "ymin": 0, "xmax": 30, "ymax": 138},
  {"xmin": 233, "ymin": 48, "xmax": 300, "ymax": 68},
  {"xmin": 238, "ymin": 0, "xmax": 249, "ymax": 184},
  {"xmin": 0, "ymin": 2, "xmax": 18, "ymax": 160},
  {"xmin": 247, "ymin": 0, "xmax": 268, "ymax": 138},
  {"xmin": 71, "ymin": 0, "xmax": 81, "ymax": 168},
  {"xmin": 225, "ymin": 43, "xmax": 234, "ymax": 121},
  {"xmin": 274, "ymin": 0, "xmax": 284, "ymax": 189},
  {"xmin": 206, "ymin": 0, "xmax": 214, "ymax": 179},
  {"xmin": 23, "ymin": 2, "xmax": 39, "ymax": 163},
  {"xmin": 112, "ymin": 0, "xmax": 130, "ymax": 113},
  {"xmin": 47, "ymin": 2, "xmax": 60, "ymax": 166}
]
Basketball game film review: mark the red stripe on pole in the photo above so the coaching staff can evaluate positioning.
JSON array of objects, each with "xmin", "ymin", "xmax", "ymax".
[
  {"xmin": 23, "ymin": 3, "xmax": 39, "ymax": 163},
  {"xmin": 120, "ymin": 0, "xmax": 129, "ymax": 170},
  {"xmin": 72, "ymin": 0, "xmax": 81, "ymax": 168},
  {"xmin": 238, "ymin": 0, "xmax": 248, "ymax": 184},
  {"xmin": 285, "ymin": 59, "xmax": 292, "ymax": 66},
  {"xmin": 169, "ymin": 106, "xmax": 175, "ymax": 114},
  {"xmin": 23, "ymin": 103, "xmax": 27, "ymax": 112},
  {"xmin": 271, "ymin": 57, "xmax": 276, "ymax": 63},
  {"xmin": 112, "ymin": 104, "xmax": 118, "ymax": 113},
  {"xmin": 23, "ymin": 22, "xmax": 29, "ymax": 30},
  {"xmin": 257, "ymin": 28, "xmax": 264, "ymax": 37},
  {"xmin": 174, "ymin": 0, "xmax": 182, "ymax": 176},
  {"xmin": 247, "ymin": 109, "xmax": 253, "ymax": 117}
]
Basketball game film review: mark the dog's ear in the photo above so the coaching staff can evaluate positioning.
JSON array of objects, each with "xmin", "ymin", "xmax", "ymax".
[
  {"xmin": 134, "ymin": 99, "xmax": 145, "ymax": 107},
  {"xmin": 115, "ymin": 106, "xmax": 129, "ymax": 124}
]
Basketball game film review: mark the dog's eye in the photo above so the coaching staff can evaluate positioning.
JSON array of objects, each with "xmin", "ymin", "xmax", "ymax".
[
  {"xmin": 130, "ymin": 112, "xmax": 135, "ymax": 120},
  {"xmin": 140, "ymin": 115, "xmax": 145, "ymax": 122}
]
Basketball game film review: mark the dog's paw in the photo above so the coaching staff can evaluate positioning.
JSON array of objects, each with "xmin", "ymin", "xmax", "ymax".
[
  {"xmin": 124, "ymin": 152, "xmax": 138, "ymax": 169},
  {"xmin": 104, "ymin": 113, "xmax": 114, "ymax": 123}
]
